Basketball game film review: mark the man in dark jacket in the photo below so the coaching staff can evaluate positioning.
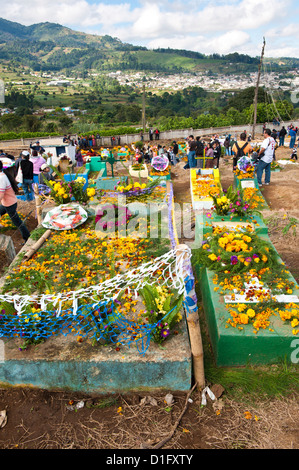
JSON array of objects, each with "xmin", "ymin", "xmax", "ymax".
[
  {"xmin": 195, "ymin": 136, "xmax": 205, "ymax": 168},
  {"xmin": 279, "ymin": 126, "xmax": 287, "ymax": 146},
  {"xmin": 30, "ymin": 141, "xmax": 45, "ymax": 154},
  {"xmin": 172, "ymin": 141, "xmax": 179, "ymax": 162},
  {"xmin": 20, "ymin": 152, "xmax": 34, "ymax": 201},
  {"xmin": 212, "ymin": 140, "xmax": 222, "ymax": 169}
]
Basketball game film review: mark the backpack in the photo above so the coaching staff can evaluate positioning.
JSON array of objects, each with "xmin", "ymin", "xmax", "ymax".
[{"xmin": 235, "ymin": 142, "xmax": 248, "ymax": 159}]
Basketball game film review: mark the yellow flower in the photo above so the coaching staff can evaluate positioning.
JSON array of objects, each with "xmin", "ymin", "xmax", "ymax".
[
  {"xmin": 247, "ymin": 308, "xmax": 255, "ymax": 318},
  {"xmin": 75, "ymin": 176, "xmax": 85, "ymax": 184},
  {"xmin": 87, "ymin": 187, "xmax": 96, "ymax": 197},
  {"xmin": 237, "ymin": 304, "xmax": 247, "ymax": 312},
  {"xmin": 208, "ymin": 253, "xmax": 218, "ymax": 261},
  {"xmin": 239, "ymin": 313, "xmax": 249, "ymax": 324}
]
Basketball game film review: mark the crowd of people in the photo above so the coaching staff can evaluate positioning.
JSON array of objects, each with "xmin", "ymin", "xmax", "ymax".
[
  {"xmin": 0, "ymin": 122, "xmax": 298, "ymax": 245},
  {"xmin": 182, "ymin": 125, "xmax": 299, "ymax": 187},
  {"xmin": 0, "ymin": 141, "xmax": 57, "ymax": 244},
  {"xmin": 262, "ymin": 122, "xmax": 298, "ymax": 148}
]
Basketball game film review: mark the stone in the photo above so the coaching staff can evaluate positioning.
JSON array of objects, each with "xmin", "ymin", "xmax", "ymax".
[{"xmin": 0, "ymin": 234, "xmax": 16, "ymax": 268}]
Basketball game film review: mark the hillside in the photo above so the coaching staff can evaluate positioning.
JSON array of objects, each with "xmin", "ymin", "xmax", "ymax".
[{"xmin": 1, "ymin": 17, "xmax": 298, "ymax": 75}]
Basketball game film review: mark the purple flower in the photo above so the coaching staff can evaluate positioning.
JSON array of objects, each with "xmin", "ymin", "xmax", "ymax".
[
  {"xmin": 230, "ymin": 255, "xmax": 238, "ymax": 265},
  {"xmin": 161, "ymin": 328, "xmax": 170, "ymax": 338}
]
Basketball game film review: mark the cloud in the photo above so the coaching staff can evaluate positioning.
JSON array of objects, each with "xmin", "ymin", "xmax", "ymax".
[
  {"xmin": 104, "ymin": 0, "xmax": 289, "ymax": 44},
  {"xmin": 0, "ymin": 0, "xmax": 298, "ymax": 57},
  {"xmin": 0, "ymin": 0, "xmax": 138, "ymax": 28},
  {"xmin": 146, "ymin": 30, "xmax": 252, "ymax": 55},
  {"xmin": 266, "ymin": 23, "xmax": 299, "ymax": 40}
]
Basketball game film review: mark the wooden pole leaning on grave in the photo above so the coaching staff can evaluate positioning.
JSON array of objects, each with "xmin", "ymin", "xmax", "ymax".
[
  {"xmin": 23, "ymin": 229, "xmax": 52, "ymax": 261},
  {"xmin": 176, "ymin": 243, "xmax": 205, "ymax": 390}
]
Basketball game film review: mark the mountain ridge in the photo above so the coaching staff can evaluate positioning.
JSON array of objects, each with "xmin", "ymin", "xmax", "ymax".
[{"xmin": 0, "ymin": 17, "xmax": 299, "ymax": 74}]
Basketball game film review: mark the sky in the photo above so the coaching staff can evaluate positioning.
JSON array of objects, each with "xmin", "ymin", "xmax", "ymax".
[{"xmin": 1, "ymin": 0, "xmax": 299, "ymax": 58}]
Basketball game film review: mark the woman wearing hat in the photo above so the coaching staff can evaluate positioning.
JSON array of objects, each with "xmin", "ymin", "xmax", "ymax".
[
  {"xmin": 38, "ymin": 164, "xmax": 56, "ymax": 184},
  {"xmin": 0, "ymin": 160, "xmax": 30, "ymax": 242}
]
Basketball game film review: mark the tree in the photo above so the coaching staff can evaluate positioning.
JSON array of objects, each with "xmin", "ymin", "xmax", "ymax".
[
  {"xmin": 58, "ymin": 115, "xmax": 73, "ymax": 131},
  {"xmin": 0, "ymin": 114, "xmax": 22, "ymax": 131},
  {"xmin": 226, "ymin": 87, "xmax": 269, "ymax": 112}
]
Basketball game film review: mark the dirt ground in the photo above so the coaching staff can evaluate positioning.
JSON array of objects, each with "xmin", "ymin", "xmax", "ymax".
[{"xmin": 0, "ymin": 138, "xmax": 299, "ymax": 450}]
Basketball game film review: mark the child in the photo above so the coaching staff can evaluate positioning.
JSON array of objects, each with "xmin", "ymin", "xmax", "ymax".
[{"xmin": 290, "ymin": 144, "xmax": 297, "ymax": 161}]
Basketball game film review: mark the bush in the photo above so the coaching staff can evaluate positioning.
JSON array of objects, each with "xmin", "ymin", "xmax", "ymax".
[{"xmin": 0, "ymin": 131, "xmax": 59, "ymax": 141}]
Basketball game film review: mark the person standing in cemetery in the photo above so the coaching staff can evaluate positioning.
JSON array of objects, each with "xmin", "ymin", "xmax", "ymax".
[
  {"xmin": 256, "ymin": 128, "xmax": 276, "ymax": 186},
  {"xmin": 195, "ymin": 136, "xmax": 205, "ymax": 168},
  {"xmin": 75, "ymin": 147, "xmax": 84, "ymax": 167},
  {"xmin": 231, "ymin": 132, "xmax": 252, "ymax": 170},
  {"xmin": 172, "ymin": 141, "xmax": 179, "ymax": 163},
  {"xmin": 20, "ymin": 152, "xmax": 34, "ymax": 201},
  {"xmin": 30, "ymin": 140, "xmax": 45, "ymax": 154},
  {"xmin": 30, "ymin": 150, "xmax": 47, "ymax": 182},
  {"xmin": 0, "ymin": 160, "xmax": 30, "ymax": 242},
  {"xmin": 183, "ymin": 135, "xmax": 197, "ymax": 169},
  {"xmin": 212, "ymin": 140, "xmax": 222, "ymax": 169},
  {"xmin": 223, "ymin": 136, "xmax": 231, "ymax": 156},
  {"xmin": 204, "ymin": 142, "xmax": 214, "ymax": 168},
  {"xmin": 289, "ymin": 126, "xmax": 297, "ymax": 148},
  {"xmin": 279, "ymin": 126, "xmax": 287, "ymax": 146}
]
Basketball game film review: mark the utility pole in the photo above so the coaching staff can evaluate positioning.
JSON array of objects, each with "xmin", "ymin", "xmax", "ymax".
[
  {"xmin": 142, "ymin": 84, "xmax": 146, "ymax": 133},
  {"xmin": 252, "ymin": 37, "xmax": 266, "ymax": 140}
]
